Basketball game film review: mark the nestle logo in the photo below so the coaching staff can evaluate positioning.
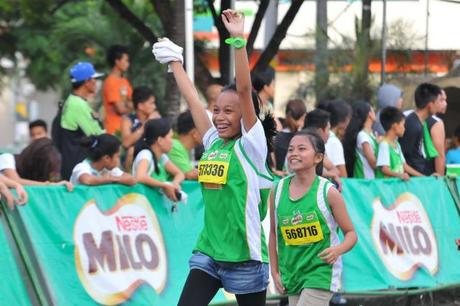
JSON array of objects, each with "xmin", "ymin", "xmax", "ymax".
[{"xmin": 115, "ymin": 216, "xmax": 148, "ymax": 232}]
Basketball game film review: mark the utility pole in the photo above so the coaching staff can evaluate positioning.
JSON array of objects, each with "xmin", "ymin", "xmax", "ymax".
[
  {"xmin": 380, "ymin": 0, "xmax": 387, "ymax": 85},
  {"xmin": 315, "ymin": 0, "xmax": 328, "ymax": 102}
]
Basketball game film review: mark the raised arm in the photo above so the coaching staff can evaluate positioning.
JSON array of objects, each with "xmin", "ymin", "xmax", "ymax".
[
  {"xmin": 152, "ymin": 39, "xmax": 212, "ymax": 138},
  {"xmin": 222, "ymin": 10, "xmax": 258, "ymax": 131},
  {"xmin": 170, "ymin": 62, "xmax": 212, "ymax": 138}
]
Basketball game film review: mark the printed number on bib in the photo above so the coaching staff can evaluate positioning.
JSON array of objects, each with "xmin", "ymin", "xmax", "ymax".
[
  {"xmin": 198, "ymin": 149, "xmax": 231, "ymax": 185},
  {"xmin": 280, "ymin": 212, "xmax": 324, "ymax": 245}
]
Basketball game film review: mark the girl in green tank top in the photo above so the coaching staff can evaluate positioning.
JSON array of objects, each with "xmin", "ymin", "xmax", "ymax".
[
  {"xmin": 269, "ymin": 129, "xmax": 357, "ymax": 306},
  {"xmin": 132, "ymin": 118, "xmax": 185, "ymax": 202},
  {"xmin": 153, "ymin": 10, "xmax": 277, "ymax": 306}
]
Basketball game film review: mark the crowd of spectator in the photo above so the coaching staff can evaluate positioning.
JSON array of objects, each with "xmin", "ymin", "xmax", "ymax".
[{"xmin": 1, "ymin": 43, "xmax": 459, "ymax": 210}]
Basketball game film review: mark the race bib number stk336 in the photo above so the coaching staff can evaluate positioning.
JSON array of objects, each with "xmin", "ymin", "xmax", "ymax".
[
  {"xmin": 198, "ymin": 149, "xmax": 231, "ymax": 185},
  {"xmin": 280, "ymin": 211, "xmax": 324, "ymax": 245}
]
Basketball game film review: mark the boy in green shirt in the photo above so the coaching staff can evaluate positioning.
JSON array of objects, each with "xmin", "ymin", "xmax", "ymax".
[
  {"xmin": 376, "ymin": 107, "xmax": 423, "ymax": 179},
  {"xmin": 168, "ymin": 110, "xmax": 202, "ymax": 180}
]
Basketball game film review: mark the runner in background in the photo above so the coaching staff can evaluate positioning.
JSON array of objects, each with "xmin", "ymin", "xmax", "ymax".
[
  {"xmin": 343, "ymin": 102, "xmax": 379, "ymax": 178},
  {"xmin": 269, "ymin": 129, "xmax": 357, "ymax": 306},
  {"xmin": 153, "ymin": 9, "xmax": 276, "ymax": 306},
  {"xmin": 70, "ymin": 134, "xmax": 136, "ymax": 186}
]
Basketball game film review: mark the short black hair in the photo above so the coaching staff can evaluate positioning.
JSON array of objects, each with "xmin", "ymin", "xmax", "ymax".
[
  {"xmin": 81, "ymin": 134, "xmax": 121, "ymax": 161},
  {"xmin": 29, "ymin": 119, "xmax": 47, "ymax": 132},
  {"xmin": 317, "ymin": 99, "xmax": 351, "ymax": 128},
  {"xmin": 132, "ymin": 86, "xmax": 154, "ymax": 109},
  {"xmin": 379, "ymin": 106, "xmax": 405, "ymax": 132},
  {"xmin": 414, "ymin": 83, "xmax": 441, "ymax": 109},
  {"xmin": 107, "ymin": 45, "xmax": 129, "ymax": 67},
  {"xmin": 303, "ymin": 109, "xmax": 330, "ymax": 130},
  {"xmin": 251, "ymin": 67, "xmax": 275, "ymax": 92},
  {"xmin": 177, "ymin": 110, "xmax": 195, "ymax": 135}
]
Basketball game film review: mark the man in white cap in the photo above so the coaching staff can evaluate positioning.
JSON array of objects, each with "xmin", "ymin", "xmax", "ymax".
[{"xmin": 53, "ymin": 61, "xmax": 104, "ymax": 180}]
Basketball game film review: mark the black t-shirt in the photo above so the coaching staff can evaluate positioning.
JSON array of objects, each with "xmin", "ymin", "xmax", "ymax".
[
  {"xmin": 274, "ymin": 131, "xmax": 295, "ymax": 171},
  {"xmin": 399, "ymin": 112, "xmax": 432, "ymax": 175}
]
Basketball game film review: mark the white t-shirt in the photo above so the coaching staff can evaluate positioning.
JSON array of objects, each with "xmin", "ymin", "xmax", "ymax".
[
  {"xmin": 325, "ymin": 131, "xmax": 345, "ymax": 166},
  {"xmin": 356, "ymin": 130, "xmax": 376, "ymax": 179},
  {"xmin": 0, "ymin": 153, "xmax": 16, "ymax": 172},
  {"xmin": 70, "ymin": 159, "xmax": 124, "ymax": 185},
  {"xmin": 132, "ymin": 149, "xmax": 169, "ymax": 177}
]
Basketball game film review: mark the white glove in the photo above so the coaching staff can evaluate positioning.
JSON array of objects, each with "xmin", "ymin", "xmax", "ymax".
[{"xmin": 152, "ymin": 38, "xmax": 184, "ymax": 72}]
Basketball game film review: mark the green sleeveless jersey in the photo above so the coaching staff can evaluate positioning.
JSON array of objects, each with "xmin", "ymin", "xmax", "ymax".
[
  {"xmin": 274, "ymin": 175, "xmax": 342, "ymax": 294},
  {"xmin": 376, "ymin": 139, "xmax": 405, "ymax": 176},
  {"xmin": 195, "ymin": 122, "xmax": 273, "ymax": 262}
]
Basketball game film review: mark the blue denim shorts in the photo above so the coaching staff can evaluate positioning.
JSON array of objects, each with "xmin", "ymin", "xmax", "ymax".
[{"xmin": 189, "ymin": 252, "xmax": 269, "ymax": 295}]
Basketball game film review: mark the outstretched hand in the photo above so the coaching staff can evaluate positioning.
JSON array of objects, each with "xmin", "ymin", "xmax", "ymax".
[
  {"xmin": 221, "ymin": 9, "xmax": 244, "ymax": 37},
  {"xmin": 152, "ymin": 38, "xmax": 184, "ymax": 71}
]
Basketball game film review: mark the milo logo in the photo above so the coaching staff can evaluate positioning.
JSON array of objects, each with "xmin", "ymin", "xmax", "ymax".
[
  {"xmin": 371, "ymin": 193, "xmax": 438, "ymax": 280},
  {"xmin": 74, "ymin": 194, "xmax": 167, "ymax": 305}
]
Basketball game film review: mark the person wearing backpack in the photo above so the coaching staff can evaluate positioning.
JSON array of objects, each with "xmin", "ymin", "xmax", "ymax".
[{"xmin": 52, "ymin": 62, "xmax": 104, "ymax": 180}]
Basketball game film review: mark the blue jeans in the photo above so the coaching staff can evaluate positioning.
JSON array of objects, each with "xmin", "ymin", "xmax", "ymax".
[{"xmin": 189, "ymin": 252, "xmax": 269, "ymax": 294}]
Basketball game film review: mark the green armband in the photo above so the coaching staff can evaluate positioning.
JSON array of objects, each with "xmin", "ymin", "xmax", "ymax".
[{"xmin": 224, "ymin": 37, "xmax": 247, "ymax": 49}]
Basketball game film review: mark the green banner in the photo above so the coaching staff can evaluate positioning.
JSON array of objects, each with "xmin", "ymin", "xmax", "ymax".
[
  {"xmin": 9, "ymin": 182, "xmax": 234, "ymax": 305},
  {"xmin": 1, "ymin": 178, "xmax": 460, "ymax": 304},
  {"xmin": 0, "ymin": 211, "xmax": 32, "ymax": 306},
  {"xmin": 341, "ymin": 177, "xmax": 460, "ymax": 292}
]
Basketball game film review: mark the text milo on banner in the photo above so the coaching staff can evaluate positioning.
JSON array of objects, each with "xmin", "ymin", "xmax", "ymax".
[
  {"xmin": 371, "ymin": 192, "xmax": 438, "ymax": 280},
  {"xmin": 73, "ymin": 193, "xmax": 168, "ymax": 305}
]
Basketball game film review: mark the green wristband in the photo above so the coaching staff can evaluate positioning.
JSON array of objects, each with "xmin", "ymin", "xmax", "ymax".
[{"xmin": 225, "ymin": 37, "xmax": 247, "ymax": 49}]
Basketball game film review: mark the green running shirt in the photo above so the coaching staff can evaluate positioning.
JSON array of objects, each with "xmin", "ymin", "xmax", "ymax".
[
  {"xmin": 274, "ymin": 175, "xmax": 342, "ymax": 294},
  {"xmin": 195, "ymin": 120, "xmax": 273, "ymax": 262}
]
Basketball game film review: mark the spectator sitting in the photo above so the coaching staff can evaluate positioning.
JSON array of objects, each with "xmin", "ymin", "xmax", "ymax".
[
  {"xmin": 16, "ymin": 138, "xmax": 62, "ymax": 182},
  {"xmin": 168, "ymin": 111, "xmax": 202, "ymax": 180},
  {"xmin": 0, "ymin": 151, "xmax": 72, "ymax": 191},
  {"xmin": 399, "ymin": 83, "xmax": 442, "ymax": 176},
  {"xmin": 53, "ymin": 61, "xmax": 104, "ymax": 180},
  {"xmin": 29, "ymin": 119, "xmax": 48, "ymax": 142},
  {"xmin": 373, "ymin": 84, "xmax": 403, "ymax": 137},
  {"xmin": 132, "ymin": 118, "xmax": 185, "ymax": 202},
  {"xmin": 318, "ymin": 99, "xmax": 351, "ymax": 177},
  {"xmin": 377, "ymin": 107, "xmax": 423, "ymax": 179},
  {"xmin": 447, "ymin": 125, "xmax": 460, "ymax": 164},
  {"xmin": 103, "ymin": 45, "xmax": 133, "ymax": 135},
  {"xmin": 121, "ymin": 86, "xmax": 160, "ymax": 171},
  {"xmin": 70, "ymin": 134, "xmax": 136, "ymax": 186}
]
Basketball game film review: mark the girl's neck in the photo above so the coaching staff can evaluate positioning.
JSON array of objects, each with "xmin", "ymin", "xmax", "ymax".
[
  {"xmin": 90, "ymin": 160, "xmax": 105, "ymax": 171},
  {"xmin": 363, "ymin": 119, "xmax": 373, "ymax": 132},
  {"xmin": 293, "ymin": 167, "xmax": 316, "ymax": 186},
  {"xmin": 151, "ymin": 145, "xmax": 164, "ymax": 160},
  {"xmin": 259, "ymin": 92, "xmax": 270, "ymax": 105}
]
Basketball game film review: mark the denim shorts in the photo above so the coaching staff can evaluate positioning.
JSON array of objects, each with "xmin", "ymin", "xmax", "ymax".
[{"xmin": 189, "ymin": 252, "xmax": 269, "ymax": 295}]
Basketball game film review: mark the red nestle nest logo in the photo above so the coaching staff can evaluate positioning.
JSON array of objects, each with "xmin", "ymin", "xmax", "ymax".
[{"xmin": 116, "ymin": 216, "xmax": 148, "ymax": 232}]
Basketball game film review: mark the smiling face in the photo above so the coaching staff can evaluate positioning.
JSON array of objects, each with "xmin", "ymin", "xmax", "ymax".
[
  {"xmin": 287, "ymin": 135, "xmax": 323, "ymax": 173},
  {"xmin": 212, "ymin": 90, "xmax": 242, "ymax": 139}
]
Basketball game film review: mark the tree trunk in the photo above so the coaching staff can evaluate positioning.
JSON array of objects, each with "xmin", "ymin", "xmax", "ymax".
[
  {"xmin": 315, "ymin": 0, "xmax": 328, "ymax": 103},
  {"xmin": 163, "ymin": 0, "xmax": 184, "ymax": 120},
  {"xmin": 353, "ymin": 0, "xmax": 372, "ymax": 102},
  {"xmin": 252, "ymin": 0, "xmax": 304, "ymax": 73}
]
